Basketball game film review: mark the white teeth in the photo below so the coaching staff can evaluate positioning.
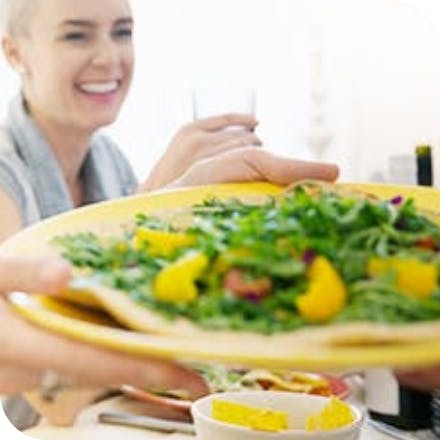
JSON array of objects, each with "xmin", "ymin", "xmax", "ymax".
[{"xmin": 79, "ymin": 81, "xmax": 119, "ymax": 94}]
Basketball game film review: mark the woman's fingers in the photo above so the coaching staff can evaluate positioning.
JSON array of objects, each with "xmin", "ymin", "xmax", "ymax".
[
  {"xmin": 133, "ymin": 358, "xmax": 208, "ymax": 399},
  {"xmin": 208, "ymin": 130, "xmax": 262, "ymax": 148},
  {"xmin": 24, "ymin": 359, "xmax": 207, "ymax": 427},
  {"xmin": 141, "ymin": 116, "xmax": 262, "ymax": 191},
  {"xmin": 191, "ymin": 132, "xmax": 261, "ymax": 163},
  {"xmin": 195, "ymin": 113, "xmax": 258, "ymax": 131},
  {"xmin": 0, "ymin": 300, "xmax": 207, "ymax": 398},
  {"xmin": 0, "ymin": 257, "xmax": 72, "ymax": 296},
  {"xmin": 247, "ymin": 149, "xmax": 339, "ymax": 184},
  {"xmin": 171, "ymin": 147, "xmax": 339, "ymax": 187}
]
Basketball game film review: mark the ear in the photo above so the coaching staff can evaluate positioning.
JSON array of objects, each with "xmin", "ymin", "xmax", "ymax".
[{"xmin": 1, "ymin": 34, "xmax": 27, "ymax": 75}]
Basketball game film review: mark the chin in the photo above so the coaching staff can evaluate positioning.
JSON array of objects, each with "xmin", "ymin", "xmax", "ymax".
[
  {"xmin": 72, "ymin": 94, "xmax": 125, "ymax": 131},
  {"xmin": 84, "ymin": 113, "xmax": 119, "ymax": 131}
]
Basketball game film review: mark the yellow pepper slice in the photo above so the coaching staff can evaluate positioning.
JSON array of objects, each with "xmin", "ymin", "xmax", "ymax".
[
  {"xmin": 296, "ymin": 257, "xmax": 347, "ymax": 323},
  {"xmin": 133, "ymin": 227, "xmax": 195, "ymax": 256},
  {"xmin": 306, "ymin": 397, "xmax": 355, "ymax": 431},
  {"xmin": 153, "ymin": 251, "xmax": 208, "ymax": 303},
  {"xmin": 212, "ymin": 399, "xmax": 288, "ymax": 432},
  {"xmin": 367, "ymin": 257, "xmax": 437, "ymax": 298}
]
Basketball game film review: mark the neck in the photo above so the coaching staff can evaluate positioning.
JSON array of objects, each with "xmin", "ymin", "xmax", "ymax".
[{"xmin": 28, "ymin": 106, "xmax": 92, "ymax": 186}]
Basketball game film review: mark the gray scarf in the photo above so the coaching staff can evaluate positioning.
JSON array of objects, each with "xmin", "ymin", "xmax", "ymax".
[{"xmin": 0, "ymin": 95, "xmax": 137, "ymax": 225}]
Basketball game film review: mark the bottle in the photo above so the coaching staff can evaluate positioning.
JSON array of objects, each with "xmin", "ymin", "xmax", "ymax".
[
  {"xmin": 365, "ymin": 368, "xmax": 432, "ymax": 431},
  {"xmin": 416, "ymin": 144, "xmax": 433, "ymax": 186},
  {"xmin": 431, "ymin": 390, "xmax": 440, "ymax": 438}
]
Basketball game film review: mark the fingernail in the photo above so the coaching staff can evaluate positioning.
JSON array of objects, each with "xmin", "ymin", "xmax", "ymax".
[{"xmin": 39, "ymin": 260, "xmax": 72, "ymax": 291}]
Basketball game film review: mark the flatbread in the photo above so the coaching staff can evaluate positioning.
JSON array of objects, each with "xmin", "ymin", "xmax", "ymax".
[
  {"xmin": 50, "ymin": 181, "xmax": 440, "ymax": 347},
  {"xmin": 84, "ymin": 281, "xmax": 440, "ymax": 347}
]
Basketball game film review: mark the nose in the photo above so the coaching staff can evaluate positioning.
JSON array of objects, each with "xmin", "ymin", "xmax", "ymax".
[{"xmin": 91, "ymin": 37, "xmax": 119, "ymax": 69}]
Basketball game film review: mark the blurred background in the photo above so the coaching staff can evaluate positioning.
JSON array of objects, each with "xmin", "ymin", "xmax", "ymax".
[{"xmin": 1, "ymin": 0, "xmax": 439, "ymax": 184}]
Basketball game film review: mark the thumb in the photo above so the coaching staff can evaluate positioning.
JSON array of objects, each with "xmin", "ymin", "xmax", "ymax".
[
  {"xmin": 248, "ymin": 150, "xmax": 339, "ymax": 185},
  {"xmin": 0, "ymin": 257, "xmax": 72, "ymax": 296},
  {"xmin": 129, "ymin": 359, "xmax": 209, "ymax": 400}
]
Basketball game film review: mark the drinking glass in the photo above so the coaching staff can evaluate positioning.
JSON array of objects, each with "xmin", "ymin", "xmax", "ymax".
[{"xmin": 192, "ymin": 83, "xmax": 256, "ymax": 125}]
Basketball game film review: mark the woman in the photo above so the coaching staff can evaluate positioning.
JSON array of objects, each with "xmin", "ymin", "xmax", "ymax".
[
  {"xmin": 0, "ymin": 0, "xmax": 338, "ymax": 240},
  {"xmin": 0, "ymin": 0, "xmax": 338, "ymax": 428}
]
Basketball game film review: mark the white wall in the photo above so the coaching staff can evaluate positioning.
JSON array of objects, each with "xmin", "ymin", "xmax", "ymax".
[
  {"xmin": 350, "ymin": 0, "xmax": 440, "ymax": 182},
  {"xmin": 108, "ymin": 0, "xmax": 315, "ymax": 180},
  {"xmin": 1, "ymin": 0, "xmax": 440, "ymax": 184}
]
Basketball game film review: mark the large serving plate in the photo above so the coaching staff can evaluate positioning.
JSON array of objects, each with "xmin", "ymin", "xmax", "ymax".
[{"xmin": 3, "ymin": 182, "xmax": 440, "ymax": 370}]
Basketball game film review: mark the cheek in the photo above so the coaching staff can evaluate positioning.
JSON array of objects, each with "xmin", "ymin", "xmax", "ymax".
[
  {"xmin": 37, "ymin": 69, "xmax": 73, "ymax": 106},
  {"xmin": 50, "ymin": 53, "xmax": 82, "ymax": 84},
  {"xmin": 122, "ymin": 49, "xmax": 135, "ymax": 79},
  {"xmin": 28, "ymin": 54, "xmax": 77, "ymax": 98}
]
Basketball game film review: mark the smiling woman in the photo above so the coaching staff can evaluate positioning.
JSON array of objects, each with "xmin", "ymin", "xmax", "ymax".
[{"xmin": 0, "ymin": 0, "xmax": 139, "ymax": 236}]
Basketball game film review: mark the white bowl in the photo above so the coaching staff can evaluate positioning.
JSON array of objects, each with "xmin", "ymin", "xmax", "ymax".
[{"xmin": 191, "ymin": 391, "xmax": 363, "ymax": 440}]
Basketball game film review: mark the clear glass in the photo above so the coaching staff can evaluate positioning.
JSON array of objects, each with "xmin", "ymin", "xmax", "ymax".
[{"xmin": 192, "ymin": 83, "xmax": 256, "ymax": 122}]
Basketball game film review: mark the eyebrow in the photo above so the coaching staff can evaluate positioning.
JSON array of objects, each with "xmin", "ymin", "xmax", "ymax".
[{"xmin": 60, "ymin": 17, "xmax": 133, "ymax": 28}]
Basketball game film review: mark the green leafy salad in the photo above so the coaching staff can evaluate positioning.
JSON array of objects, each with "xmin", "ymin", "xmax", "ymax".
[{"xmin": 53, "ymin": 183, "xmax": 440, "ymax": 335}]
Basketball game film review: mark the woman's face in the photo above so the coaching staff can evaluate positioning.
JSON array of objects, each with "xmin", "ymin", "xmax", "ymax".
[{"xmin": 15, "ymin": 0, "xmax": 134, "ymax": 132}]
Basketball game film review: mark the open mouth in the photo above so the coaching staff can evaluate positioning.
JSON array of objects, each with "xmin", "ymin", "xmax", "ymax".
[{"xmin": 77, "ymin": 80, "xmax": 121, "ymax": 95}]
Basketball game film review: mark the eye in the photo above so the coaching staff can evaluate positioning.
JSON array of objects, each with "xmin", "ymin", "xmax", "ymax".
[
  {"xmin": 112, "ymin": 28, "xmax": 132, "ymax": 39},
  {"xmin": 64, "ymin": 32, "xmax": 88, "ymax": 41}
]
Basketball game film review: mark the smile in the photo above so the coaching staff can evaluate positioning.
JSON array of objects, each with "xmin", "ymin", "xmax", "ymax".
[{"xmin": 77, "ymin": 80, "xmax": 121, "ymax": 95}]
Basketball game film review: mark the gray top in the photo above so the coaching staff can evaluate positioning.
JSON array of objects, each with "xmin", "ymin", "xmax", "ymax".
[{"xmin": 0, "ymin": 96, "xmax": 138, "ymax": 226}]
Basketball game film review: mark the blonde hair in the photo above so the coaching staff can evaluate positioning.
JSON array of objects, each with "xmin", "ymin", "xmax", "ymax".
[{"xmin": 1, "ymin": 0, "xmax": 38, "ymax": 36}]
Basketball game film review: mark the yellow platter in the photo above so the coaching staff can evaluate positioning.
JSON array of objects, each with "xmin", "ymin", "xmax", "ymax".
[{"xmin": 3, "ymin": 181, "xmax": 440, "ymax": 370}]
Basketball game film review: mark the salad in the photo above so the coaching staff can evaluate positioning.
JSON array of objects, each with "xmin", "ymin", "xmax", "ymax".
[{"xmin": 54, "ymin": 182, "xmax": 440, "ymax": 336}]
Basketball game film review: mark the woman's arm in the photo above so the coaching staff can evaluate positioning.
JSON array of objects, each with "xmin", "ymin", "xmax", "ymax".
[
  {"xmin": 0, "ymin": 188, "xmax": 22, "ymax": 243},
  {"xmin": 0, "ymin": 257, "xmax": 207, "ymax": 425}
]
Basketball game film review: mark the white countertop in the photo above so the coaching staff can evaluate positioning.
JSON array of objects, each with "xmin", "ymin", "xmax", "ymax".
[{"xmin": 24, "ymin": 378, "xmax": 437, "ymax": 440}]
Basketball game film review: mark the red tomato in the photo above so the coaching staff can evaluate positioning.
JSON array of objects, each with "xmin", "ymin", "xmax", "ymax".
[
  {"xmin": 416, "ymin": 237, "xmax": 436, "ymax": 250},
  {"xmin": 223, "ymin": 268, "xmax": 272, "ymax": 300}
]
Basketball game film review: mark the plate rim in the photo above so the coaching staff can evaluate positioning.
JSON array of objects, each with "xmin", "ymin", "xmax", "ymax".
[{"xmin": 6, "ymin": 181, "xmax": 440, "ymax": 369}]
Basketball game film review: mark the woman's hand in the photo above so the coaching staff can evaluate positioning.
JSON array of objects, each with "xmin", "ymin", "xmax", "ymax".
[
  {"xmin": 140, "ymin": 114, "xmax": 261, "ymax": 191},
  {"xmin": 0, "ymin": 257, "xmax": 207, "ymax": 425},
  {"xmin": 167, "ymin": 147, "xmax": 339, "ymax": 187}
]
